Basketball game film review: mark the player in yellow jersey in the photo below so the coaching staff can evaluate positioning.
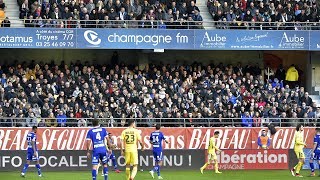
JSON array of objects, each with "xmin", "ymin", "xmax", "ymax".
[
  {"xmin": 290, "ymin": 124, "xmax": 306, "ymax": 177},
  {"xmin": 200, "ymin": 131, "xmax": 222, "ymax": 174},
  {"xmin": 121, "ymin": 119, "xmax": 144, "ymax": 180}
]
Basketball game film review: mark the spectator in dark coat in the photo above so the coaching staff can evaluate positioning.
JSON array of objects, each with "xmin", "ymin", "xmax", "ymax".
[
  {"xmin": 301, "ymin": 92, "xmax": 313, "ymax": 107},
  {"xmin": 187, "ymin": 1, "xmax": 200, "ymax": 15},
  {"xmin": 1, "ymin": 17, "xmax": 10, "ymax": 27},
  {"xmin": 275, "ymin": 64, "xmax": 286, "ymax": 81}
]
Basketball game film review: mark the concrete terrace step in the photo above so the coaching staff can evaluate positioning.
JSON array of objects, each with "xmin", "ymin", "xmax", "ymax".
[
  {"xmin": 4, "ymin": 4, "xmax": 19, "ymax": 7},
  {"xmin": 315, "ymin": 87, "xmax": 320, "ymax": 92},
  {"xmin": 5, "ymin": 1, "xmax": 19, "ymax": 3},
  {"xmin": 9, "ymin": 19, "xmax": 25, "ymax": 27},
  {"xmin": 4, "ymin": 12, "xmax": 20, "ymax": 16},
  {"xmin": 310, "ymin": 95, "xmax": 320, "ymax": 100},
  {"xmin": 5, "ymin": 5, "xmax": 19, "ymax": 8},
  {"xmin": 197, "ymin": 0, "xmax": 214, "ymax": 30},
  {"xmin": 5, "ymin": 13, "xmax": 19, "ymax": 18},
  {"xmin": 5, "ymin": 2, "xmax": 19, "ymax": 5},
  {"xmin": 3, "ymin": 1, "xmax": 24, "ymax": 26},
  {"xmin": 314, "ymin": 100, "xmax": 320, "ymax": 107},
  {"xmin": 309, "ymin": 95, "xmax": 320, "ymax": 107},
  {"xmin": 5, "ymin": 10, "xmax": 19, "ymax": 14},
  {"xmin": 4, "ymin": 1, "xmax": 18, "ymax": 4},
  {"xmin": 5, "ymin": 8, "xmax": 19, "ymax": 12},
  {"xmin": 4, "ymin": 9, "xmax": 19, "ymax": 12}
]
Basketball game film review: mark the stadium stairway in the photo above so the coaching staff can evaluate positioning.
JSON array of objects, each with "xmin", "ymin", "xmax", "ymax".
[
  {"xmin": 198, "ymin": 0, "xmax": 214, "ymax": 29},
  {"xmin": 3, "ymin": 1, "xmax": 24, "ymax": 27},
  {"xmin": 311, "ymin": 87, "xmax": 320, "ymax": 107}
]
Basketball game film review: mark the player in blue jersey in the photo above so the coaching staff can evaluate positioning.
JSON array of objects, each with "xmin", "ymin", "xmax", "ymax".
[
  {"xmin": 86, "ymin": 119, "xmax": 111, "ymax": 180},
  {"xmin": 149, "ymin": 124, "xmax": 169, "ymax": 179},
  {"xmin": 107, "ymin": 132, "xmax": 121, "ymax": 173},
  {"xmin": 310, "ymin": 128, "xmax": 320, "ymax": 176},
  {"xmin": 98, "ymin": 132, "xmax": 121, "ymax": 176},
  {"xmin": 21, "ymin": 126, "xmax": 42, "ymax": 177}
]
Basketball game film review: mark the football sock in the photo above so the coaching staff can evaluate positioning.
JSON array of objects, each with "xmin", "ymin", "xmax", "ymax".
[
  {"xmin": 201, "ymin": 162, "xmax": 208, "ymax": 170},
  {"xmin": 153, "ymin": 165, "xmax": 158, "ymax": 172},
  {"xmin": 112, "ymin": 158, "xmax": 118, "ymax": 169},
  {"xmin": 131, "ymin": 166, "xmax": 138, "ymax": 179},
  {"xmin": 22, "ymin": 164, "xmax": 29, "ymax": 174},
  {"xmin": 126, "ymin": 167, "xmax": 130, "ymax": 180},
  {"xmin": 103, "ymin": 167, "xmax": 108, "ymax": 180},
  {"xmin": 36, "ymin": 164, "xmax": 42, "ymax": 176},
  {"xmin": 92, "ymin": 169, "xmax": 97, "ymax": 180},
  {"xmin": 97, "ymin": 163, "xmax": 101, "ymax": 175},
  {"xmin": 214, "ymin": 162, "xmax": 219, "ymax": 172},
  {"xmin": 310, "ymin": 162, "xmax": 315, "ymax": 172},
  {"xmin": 295, "ymin": 162, "xmax": 303, "ymax": 174},
  {"xmin": 156, "ymin": 165, "xmax": 160, "ymax": 176}
]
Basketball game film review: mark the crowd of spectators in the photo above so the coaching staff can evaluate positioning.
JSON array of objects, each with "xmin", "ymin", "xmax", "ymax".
[
  {"xmin": 208, "ymin": 0, "xmax": 320, "ymax": 30},
  {"xmin": 15, "ymin": 0, "xmax": 320, "ymax": 29},
  {"xmin": 0, "ymin": 55, "xmax": 318, "ymax": 128},
  {"xmin": 18, "ymin": 0, "xmax": 203, "ymax": 29}
]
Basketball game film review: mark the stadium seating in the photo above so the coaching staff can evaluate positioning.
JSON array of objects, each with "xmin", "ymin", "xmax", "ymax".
[
  {"xmin": 13, "ymin": 0, "xmax": 320, "ymax": 29},
  {"xmin": 208, "ymin": 0, "xmax": 320, "ymax": 30},
  {"xmin": 17, "ymin": 0, "xmax": 202, "ymax": 28},
  {"xmin": 0, "ymin": 61, "xmax": 316, "ymax": 127}
]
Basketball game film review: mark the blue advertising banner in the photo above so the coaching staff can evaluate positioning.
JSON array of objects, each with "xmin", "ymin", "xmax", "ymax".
[
  {"xmin": 77, "ymin": 29, "xmax": 194, "ymax": 49},
  {"xmin": 0, "ymin": 28, "xmax": 76, "ymax": 48},
  {"xmin": 310, "ymin": 31, "xmax": 320, "ymax": 51},
  {"xmin": 194, "ymin": 30, "xmax": 309, "ymax": 50},
  {"xmin": 0, "ymin": 28, "xmax": 319, "ymax": 50}
]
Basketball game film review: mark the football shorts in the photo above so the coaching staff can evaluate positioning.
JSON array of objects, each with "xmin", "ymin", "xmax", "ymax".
[
  {"xmin": 92, "ymin": 152, "xmax": 108, "ymax": 165},
  {"xmin": 294, "ymin": 150, "xmax": 305, "ymax": 159},
  {"xmin": 27, "ymin": 151, "xmax": 39, "ymax": 161},
  {"xmin": 207, "ymin": 153, "xmax": 217, "ymax": 162},
  {"xmin": 153, "ymin": 151, "xmax": 163, "ymax": 162},
  {"xmin": 125, "ymin": 152, "xmax": 138, "ymax": 165}
]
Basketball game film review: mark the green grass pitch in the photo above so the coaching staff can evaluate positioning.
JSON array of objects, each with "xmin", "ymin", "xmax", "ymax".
[{"xmin": 0, "ymin": 170, "xmax": 316, "ymax": 180}]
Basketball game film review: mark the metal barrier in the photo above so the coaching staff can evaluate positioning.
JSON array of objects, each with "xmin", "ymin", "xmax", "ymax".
[
  {"xmin": 1, "ymin": 18, "xmax": 320, "ymax": 30},
  {"xmin": 0, "ymin": 117, "xmax": 318, "ymax": 127}
]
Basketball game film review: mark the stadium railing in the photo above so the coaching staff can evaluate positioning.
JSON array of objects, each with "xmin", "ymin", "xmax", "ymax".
[
  {"xmin": 0, "ymin": 117, "xmax": 318, "ymax": 127},
  {"xmin": 1, "ymin": 18, "xmax": 320, "ymax": 29}
]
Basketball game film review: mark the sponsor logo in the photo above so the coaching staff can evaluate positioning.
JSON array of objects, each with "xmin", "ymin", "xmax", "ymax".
[
  {"xmin": 0, "ymin": 34, "xmax": 33, "ymax": 47},
  {"xmin": 200, "ymin": 32, "xmax": 227, "ymax": 48},
  {"xmin": 205, "ymin": 150, "xmax": 288, "ymax": 170},
  {"xmin": 0, "ymin": 36, "xmax": 33, "ymax": 43},
  {"xmin": 84, "ymin": 30, "xmax": 101, "ymax": 46},
  {"xmin": 107, "ymin": 33, "xmax": 173, "ymax": 46},
  {"xmin": 236, "ymin": 33, "xmax": 269, "ymax": 43},
  {"xmin": 278, "ymin": 32, "xmax": 305, "ymax": 49},
  {"xmin": 0, "ymin": 128, "xmax": 314, "ymax": 150},
  {"xmin": 188, "ymin": 128, "xmax": 252, "ymax": 149},
  {"xmin": 218, "ymin": 150, "xmax": 287, "ymax": 164}
]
